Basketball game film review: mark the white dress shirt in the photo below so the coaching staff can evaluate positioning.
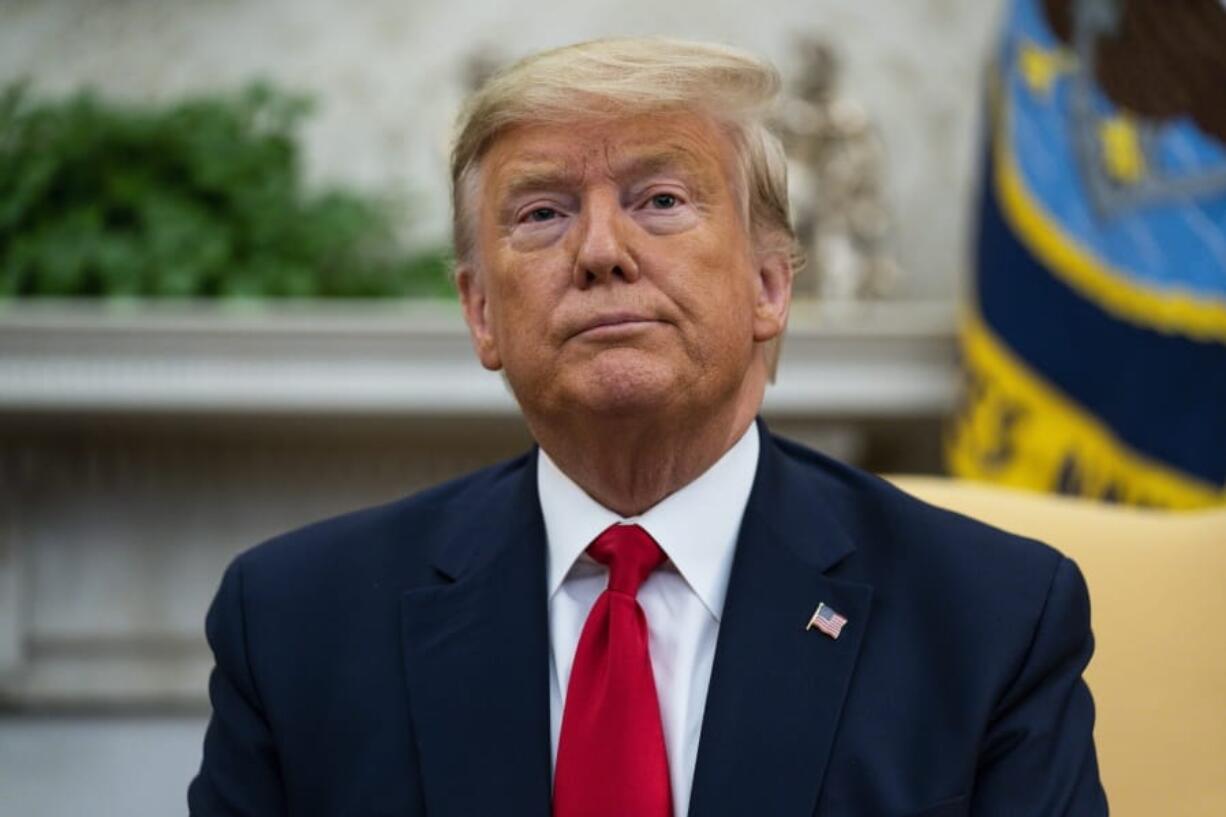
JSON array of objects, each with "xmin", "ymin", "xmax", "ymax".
[{"xmin": 538, "ymin": 424, "xmax": 759, "ymax": 817}]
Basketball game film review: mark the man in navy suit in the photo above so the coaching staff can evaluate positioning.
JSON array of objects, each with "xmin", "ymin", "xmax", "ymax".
[{"xmin": 189, "ymin": 38, "xmax": 1107, "ymax": 816}]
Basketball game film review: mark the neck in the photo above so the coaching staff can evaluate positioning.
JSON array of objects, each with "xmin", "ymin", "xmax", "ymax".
[{"xmin": 530, "ymin": 374, "xmax": 764, "ymax": 517}]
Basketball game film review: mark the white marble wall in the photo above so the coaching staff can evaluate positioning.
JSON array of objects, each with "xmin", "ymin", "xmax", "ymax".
[
  {"xmin": 0, "ymin": 715, "xmax": 207, "ymax": 817},
  {"xmin": 0, "ymin": 0, "xmax": 1007, "ymax": 297}
]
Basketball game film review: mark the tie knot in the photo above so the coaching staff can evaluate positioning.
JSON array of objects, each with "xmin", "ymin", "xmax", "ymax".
[{"xmin": 586, "ymin": 524, "xmax": 667, "ymax": 596}]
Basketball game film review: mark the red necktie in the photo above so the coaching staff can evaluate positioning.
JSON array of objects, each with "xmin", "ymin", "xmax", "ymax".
[{"xmin": 553, "ymin": 523, "xmax": 673, "ymax": 817}]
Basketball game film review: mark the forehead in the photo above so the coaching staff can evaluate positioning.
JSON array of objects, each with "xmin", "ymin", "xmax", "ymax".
[{"xmin": 479, "ymin": 110, "xmax": 738, "ymax": 194}]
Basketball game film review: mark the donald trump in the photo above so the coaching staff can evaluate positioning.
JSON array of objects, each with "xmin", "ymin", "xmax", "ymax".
[{"xmin": 189, "ymin": 38, "xmax": 1107, "ymax": 816}]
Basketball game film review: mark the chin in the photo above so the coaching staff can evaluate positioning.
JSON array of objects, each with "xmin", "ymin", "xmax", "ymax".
[{"xmin": 555, "ymin": 352, "xmax": 684, "ymax": 418}]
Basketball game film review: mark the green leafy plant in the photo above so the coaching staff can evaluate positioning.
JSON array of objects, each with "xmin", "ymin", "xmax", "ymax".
[{"xmin": 0, "ymin": 81, "xmax": 453, "ymax": 298}]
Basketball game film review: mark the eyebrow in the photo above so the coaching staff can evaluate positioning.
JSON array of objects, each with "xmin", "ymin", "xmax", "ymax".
[
  {"xmin": 611, "ymin": 145, "xmax": 722, "ymax": 200},
  {"xmin": 500, "ymin": 166, "xmax": 584, "ymax": 201},
  {"xmin": 497, "ymin": 144, "xmax": 717, "ymax": 204}
]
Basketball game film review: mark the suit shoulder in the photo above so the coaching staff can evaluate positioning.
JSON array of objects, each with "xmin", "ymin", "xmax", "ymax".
[
  {"xmin": 771, "ymin": 433, "xmax": 1085, "ymax": 695},
  {"xmin": 772, "ymin": 433, "xmax": 1067, "ymax": 596}
]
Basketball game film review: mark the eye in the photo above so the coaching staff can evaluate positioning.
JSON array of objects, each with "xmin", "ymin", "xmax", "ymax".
[
  {"xmin": 647, "ymin": 193, "xmax": 680, "ymax": 209},
  {"xmin": 523, "ymin": 206, "xmax": 560, "ymax": 223}
]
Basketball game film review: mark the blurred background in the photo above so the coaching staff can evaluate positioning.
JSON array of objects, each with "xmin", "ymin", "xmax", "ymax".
[{"xmin": 1, "ymin": 0, "xmax": 1222, "ymax": 814}]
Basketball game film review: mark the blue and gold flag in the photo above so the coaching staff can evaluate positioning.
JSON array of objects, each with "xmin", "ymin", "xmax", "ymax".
[{"xmin": 948, "ymin": 0, "xmax": 1226, "ymax": 507}]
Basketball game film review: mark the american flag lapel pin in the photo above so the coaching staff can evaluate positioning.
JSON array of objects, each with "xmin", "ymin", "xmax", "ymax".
[{"xmin": 806, "ymin": 602, "xmax": 848, "ymax": 640}]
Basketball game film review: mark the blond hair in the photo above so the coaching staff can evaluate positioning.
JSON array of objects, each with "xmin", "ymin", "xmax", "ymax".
[{"xmin": 449, "ymin": 37, "xmax": 799, "ymax": 269}]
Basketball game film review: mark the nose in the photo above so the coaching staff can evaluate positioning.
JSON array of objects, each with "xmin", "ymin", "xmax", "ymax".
[{"xmin": 572, "ymin": 192, "xmax": 640, "ymax": 288}]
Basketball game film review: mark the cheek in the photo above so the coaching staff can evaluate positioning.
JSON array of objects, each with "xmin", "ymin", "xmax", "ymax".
[
  {"xmin": 665, "ymin": 234, "xmax": 756, "ymax": 318},
  {"xmin": 486, "ymin": 256, "xmax": 569, "ymax": 350},
  {"xmin": 678, "ymin": 253, "xmax": 760, "ymax": 359}
]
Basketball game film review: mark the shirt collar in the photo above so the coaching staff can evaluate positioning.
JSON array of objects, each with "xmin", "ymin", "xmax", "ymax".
[{"xmin": 537, "ymin": 423, "xmax": 759, "ymax": 621}]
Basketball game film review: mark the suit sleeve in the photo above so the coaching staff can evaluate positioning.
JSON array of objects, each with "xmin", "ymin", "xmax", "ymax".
[
  {"xmin": 971, "ymin": 555, "xmax": 1109, "ymax": 816},
  {"xmin": 188, "ymin": 557, "xmax": 288, "ymax": 816}
]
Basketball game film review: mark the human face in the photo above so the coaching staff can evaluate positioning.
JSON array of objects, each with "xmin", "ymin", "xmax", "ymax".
[{"xmin": 457, "ymin": 110, "xmax": 790, "ymax": 425}]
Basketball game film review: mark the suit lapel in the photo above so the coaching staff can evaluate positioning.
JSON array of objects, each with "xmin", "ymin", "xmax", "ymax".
[
  {"xmin": 399, "ymin": 456, "xmax": 552, "ymax": 817},
  {"xmin": 688, "ymin": 424, "xmax": 874, "ymax": 817}
]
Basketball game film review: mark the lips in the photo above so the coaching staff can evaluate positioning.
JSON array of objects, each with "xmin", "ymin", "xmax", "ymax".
[{"xmin": 568, "ymin": 312, "xmax": 663, "ymax": 339}]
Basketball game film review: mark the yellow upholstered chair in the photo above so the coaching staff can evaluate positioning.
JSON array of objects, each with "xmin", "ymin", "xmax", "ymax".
[{"xmin": 887, "ymin": 476, "xmax": 1226, "ymax": 817}]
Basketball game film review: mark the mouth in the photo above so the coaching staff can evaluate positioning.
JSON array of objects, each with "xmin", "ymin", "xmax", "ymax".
[{"xmin": 569, "ymin": 313, "xmax": 664, "ymax": 340}]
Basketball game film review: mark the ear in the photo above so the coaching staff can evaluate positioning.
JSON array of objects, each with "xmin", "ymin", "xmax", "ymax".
[
  {"xmin": 456, "ymin": 262, "xmax": 503, "ymax": 371},
  {"xmin": 751, "ymin": 247, "xmax": 793, "ymax": 343}
]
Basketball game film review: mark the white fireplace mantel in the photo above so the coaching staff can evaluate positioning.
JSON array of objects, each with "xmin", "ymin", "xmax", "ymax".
[{"xmin": 0, "ymin": 298, "xmax": 958, "ymax": 418}]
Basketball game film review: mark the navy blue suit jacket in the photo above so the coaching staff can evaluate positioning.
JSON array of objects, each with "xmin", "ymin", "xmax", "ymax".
[{"xmin": 189, "ymin": 421, "xmax": 1107, "ymax": 816}]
